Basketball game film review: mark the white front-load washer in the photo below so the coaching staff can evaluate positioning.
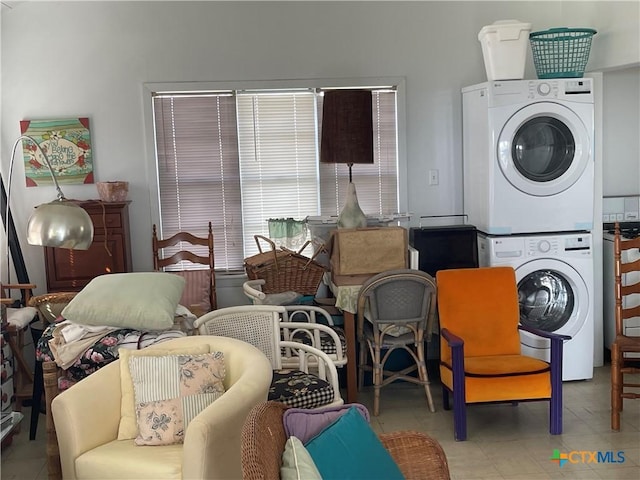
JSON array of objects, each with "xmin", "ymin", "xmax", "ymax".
[
  {"xmin": 478, "ymin": 232, "xmax": 594, "ymax": 381},
  {"xmin": 463, "ymin": 79, "xmax": 594, "ymax": 235}
]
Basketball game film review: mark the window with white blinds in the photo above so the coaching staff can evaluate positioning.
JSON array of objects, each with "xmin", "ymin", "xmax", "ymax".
[
  {"xmin": 152, "ymin": 86, "xmax": 398, "ymax": 273},
  {"xmin": 319, "ymin": 90, "xmax": 398, "ymax": 216}
]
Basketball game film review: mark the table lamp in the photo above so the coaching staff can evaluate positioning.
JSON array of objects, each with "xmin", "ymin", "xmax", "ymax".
[
  {"xmin": 3, "ymin": 135, "xmax": 94, "ymax": 282},
  {"xmin": 320, "ymin": 89, "xmax": 373, "ymax": 229}
]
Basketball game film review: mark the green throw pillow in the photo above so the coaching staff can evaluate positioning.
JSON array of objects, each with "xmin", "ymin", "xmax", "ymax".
[
  {"xmin": 281, "ymin": 436, "xmax": 322, "ymax": 480},
  {"xmin": 62, "ymin": 272, "xmax": 185, "ymax": 330}
]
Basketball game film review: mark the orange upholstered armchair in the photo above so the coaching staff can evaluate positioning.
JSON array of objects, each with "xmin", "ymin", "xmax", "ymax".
[{"xmin": 436, "ymin": 266, "xmax": 569, "ymax": 441}]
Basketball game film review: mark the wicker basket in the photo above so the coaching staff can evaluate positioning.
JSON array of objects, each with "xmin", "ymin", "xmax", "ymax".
[
  {"xmin": 244, "ymin": 236, "xmax": 326, "ymax": 295},
  {"xmin": 96, "ymin": 181, "xmax": 129, "ymax": 202}
]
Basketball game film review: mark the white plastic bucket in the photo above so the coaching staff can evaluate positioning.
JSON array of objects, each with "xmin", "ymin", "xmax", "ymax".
[{"xmin": 478, "ymin": 20, "xmax": 532, "ymax": 81}]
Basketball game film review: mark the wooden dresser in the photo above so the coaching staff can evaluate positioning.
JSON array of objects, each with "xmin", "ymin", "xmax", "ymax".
[{"xmin": 44, "ymin": 200, "xmax": 132, "ymax": 292}]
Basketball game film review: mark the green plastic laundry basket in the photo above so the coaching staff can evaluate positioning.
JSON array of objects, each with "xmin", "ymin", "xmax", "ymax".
[{"xmin": 529, "ymin": 27, "xmax": 597, "ymax": 79}]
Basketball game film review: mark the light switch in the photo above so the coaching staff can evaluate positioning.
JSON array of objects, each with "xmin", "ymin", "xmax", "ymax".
[{"xmin": 429, "ymin": 169, "xmax": 439, "ymax": 186}]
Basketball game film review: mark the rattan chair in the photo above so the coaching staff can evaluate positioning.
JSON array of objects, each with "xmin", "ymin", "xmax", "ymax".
[
  {"xmin": 281, "ymin": 305, "xmax": 347, "ymax": 367},
  {"xmin": 240, "ymin": 401, "xmax": 451, "ymax": 480},
  {"xmin": 611, "ymin": 222, "xmax": 640, "ymax": 430},
  {"xmin": 242, "ymin": 283, "xmax": 348, "ymax": 369},
  {"xmin": 356, "ymin": 269, "xmax": 438, "ymax": 416},
  {"xmin": 194, "ymin": 305, "xmax": 344, "ymax": 409}
]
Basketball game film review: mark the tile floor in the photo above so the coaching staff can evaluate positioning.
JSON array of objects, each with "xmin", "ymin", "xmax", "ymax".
[{"xmin": 1, "ymin": 365, "xmax": 638, "ymax": 480}]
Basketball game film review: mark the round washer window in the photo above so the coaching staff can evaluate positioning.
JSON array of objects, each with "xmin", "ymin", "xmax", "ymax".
[
  {"xmin": 518, "ymin": 269, "xmax": 575, "ymax": 332},
  {"xmin": 512, "ymin": 117, "xmax": 576, "ymax": 182}
]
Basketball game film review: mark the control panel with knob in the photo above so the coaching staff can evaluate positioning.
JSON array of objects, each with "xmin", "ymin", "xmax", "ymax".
[{"xmin": 537, "ymin": 82, "xmax": 551, "ymax": 96}]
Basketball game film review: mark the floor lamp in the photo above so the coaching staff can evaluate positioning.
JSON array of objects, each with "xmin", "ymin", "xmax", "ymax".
[
  {"xmin": 3, "ymin": 135, "xmax": 94, "ymax": 284},
  {"xmin": 320, "ymin": 89, "xmax": 374, "ymax": 229}
]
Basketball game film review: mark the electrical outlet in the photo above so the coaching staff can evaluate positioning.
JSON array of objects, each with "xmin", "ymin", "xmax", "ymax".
[
  {"xmin": 429, "ymin": 169, "xmax": 439, "ymax": 186},
  {"xmin": 603, "ymin": 214, "xmax": 610, "ymax": 222}
]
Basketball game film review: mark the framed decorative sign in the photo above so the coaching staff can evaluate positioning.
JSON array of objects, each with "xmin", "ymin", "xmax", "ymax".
[{"xmin": 20, "ymin": 118, "xmax": 94, "ymax": 186}]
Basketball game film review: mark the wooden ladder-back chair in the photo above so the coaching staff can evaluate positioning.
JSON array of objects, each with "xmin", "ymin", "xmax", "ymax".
[
  {"xmin": 152, "ymin": 222, "xmax": 217, "ymax": 316},
  {"xmin": 611, "ymin": 222, "xmax": 640, "ymax": 431}
]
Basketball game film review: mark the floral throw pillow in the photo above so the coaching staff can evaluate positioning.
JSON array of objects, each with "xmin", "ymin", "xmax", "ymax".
[{"xmin": 129, "ymin": 352, "xmax": 226, "ymax": 446}]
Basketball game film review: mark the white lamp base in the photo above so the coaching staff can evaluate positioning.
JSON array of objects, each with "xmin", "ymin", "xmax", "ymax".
[{"xmin": 338, "ymin": 182, "xmax": 367, "ymax": 229}]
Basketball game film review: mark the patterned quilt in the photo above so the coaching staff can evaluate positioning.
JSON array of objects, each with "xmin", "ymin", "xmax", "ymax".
[{"xmin": 36, "ymin": 321, "xmax": 185, "ymax": 386}]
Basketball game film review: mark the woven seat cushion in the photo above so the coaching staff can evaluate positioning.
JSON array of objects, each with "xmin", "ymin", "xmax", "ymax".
[
  {"xmin": 289, "ymin": 327, "xmax": 346, "ymax": 356},
  {"xmin": 268, "ymin": 370, "xmax": 334, "ymax": 409}
]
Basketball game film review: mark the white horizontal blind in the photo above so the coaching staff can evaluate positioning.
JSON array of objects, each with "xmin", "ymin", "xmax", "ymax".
[
  {"xmin": 237, "ymin": 92, "xmax": 320, "ymax": 259},
  {"xmin": 153, "ymin": 85, "xmax": 398, "ymax": 272},
  {"xmin": 319, "ymin": 90, "xmax": 398, "ymax": 216},
  {"xmin": 154, "ymin": 95, "xmax": 244, "ymax": 271}
]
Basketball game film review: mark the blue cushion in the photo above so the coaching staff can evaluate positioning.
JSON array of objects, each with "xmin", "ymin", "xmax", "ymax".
[{"xmin": 305, "ymin": 406, "xmax": 404, "ymax": 480}]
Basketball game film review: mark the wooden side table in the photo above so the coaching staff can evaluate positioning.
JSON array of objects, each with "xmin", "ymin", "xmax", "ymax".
[{"xmin": 327, "ymin": 278, "xmax": 363, "ymax": 404}]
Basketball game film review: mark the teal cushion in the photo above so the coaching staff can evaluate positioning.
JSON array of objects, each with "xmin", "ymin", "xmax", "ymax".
[{"xmin": 305, "ymin": 406, "xmax": 404, "ymax": 480}]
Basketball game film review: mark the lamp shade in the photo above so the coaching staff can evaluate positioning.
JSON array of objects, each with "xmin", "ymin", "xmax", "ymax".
[
  {"xmin": 27, "ymin": 199, "xmax": 94, "ymax": 250},
  {"xmin": 320, "ymin": 89, "xmax": 374, "ymax": 165}
]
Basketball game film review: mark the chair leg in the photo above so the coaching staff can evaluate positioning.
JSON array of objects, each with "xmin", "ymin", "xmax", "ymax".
[
  {"xmin": 452, "ymin": 380, "xmax": 467, "ymax": 441},
  {"xmin": 358, "ymin": 338, "xmax": 367, "ymax": 392},
  {"xmin": 43, "ymin": 361, "xmax": 62, "ymax": 480},
  {"xmin": 549, "ymin": 355, "xmax": 564, "ymax": 435},
  {"xmin": 30, "ymin": 360, "xmax": 44, "ymax": 440},
  {"xmin": 373, "ymin": 342, "xmax": 382, "ymax": 417},
  {"xmin": 416, "ymin": 341, "xmax": 435, "ymax": 413},
  {"xmin": 611, "ymin": 343, "xmax": 621, "ymax": 431},
  {"xmin": 451, "ymin": 355, "xmax": 467, "ymax": 441}
]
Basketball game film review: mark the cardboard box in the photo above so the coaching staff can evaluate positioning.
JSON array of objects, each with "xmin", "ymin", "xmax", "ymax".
[{"xmin": 329, "ymin": 227, "xmax": 408, "ymax": 285}]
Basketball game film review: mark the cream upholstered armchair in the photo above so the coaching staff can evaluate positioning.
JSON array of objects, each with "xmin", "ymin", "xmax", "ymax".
[{"xmin": 51, "ymin": 336, "xmax": 273, "ymax": 480}]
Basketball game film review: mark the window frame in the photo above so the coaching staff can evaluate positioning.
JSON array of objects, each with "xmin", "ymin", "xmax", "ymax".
[{"xmin": 143, "ymin": 77, "xmax": 408, "ymax": 275}]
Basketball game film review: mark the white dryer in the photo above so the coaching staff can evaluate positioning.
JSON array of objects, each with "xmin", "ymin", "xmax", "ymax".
[
  {"xmin": 478, "ymin": 232, "xmax": 594, "ymax": 381},
  {"xmin": 463, "ymin": 79, "xmax": 594, "ymax": 235}
]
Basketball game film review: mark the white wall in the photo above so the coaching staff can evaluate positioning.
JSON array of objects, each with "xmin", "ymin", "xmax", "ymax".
[
  {"xmin": 602, "ymin": 66, "xmax": 640, "ymax": 196},
  {"xmin": 1, "ymin": 1, "xmax": 639, "ymax": 295}
]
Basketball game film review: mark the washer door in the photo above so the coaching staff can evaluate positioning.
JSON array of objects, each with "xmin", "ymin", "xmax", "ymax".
[
  {"xmin": 515, "ymin": 258, "xmax": 588, "ymax": 348},
  {"xmin": 497, "ymin": 102, "xmax": 590, "ymax": 197}
]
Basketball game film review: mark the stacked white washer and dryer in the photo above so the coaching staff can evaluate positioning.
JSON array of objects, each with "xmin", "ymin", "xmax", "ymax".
[{"xmin": 462, "ymin": 79, "xmax": 595, "ymax": 381}]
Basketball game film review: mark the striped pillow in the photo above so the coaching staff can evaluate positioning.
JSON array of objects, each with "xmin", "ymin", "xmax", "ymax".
[{"xmin": 129, "ymin": 352, "xmax": 225, "ymax": 446}]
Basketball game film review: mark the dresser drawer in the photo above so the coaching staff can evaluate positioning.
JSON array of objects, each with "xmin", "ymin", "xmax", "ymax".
[{"xmin": 91, "ymin": 213, "xmax": 122, "ymax": 230}]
